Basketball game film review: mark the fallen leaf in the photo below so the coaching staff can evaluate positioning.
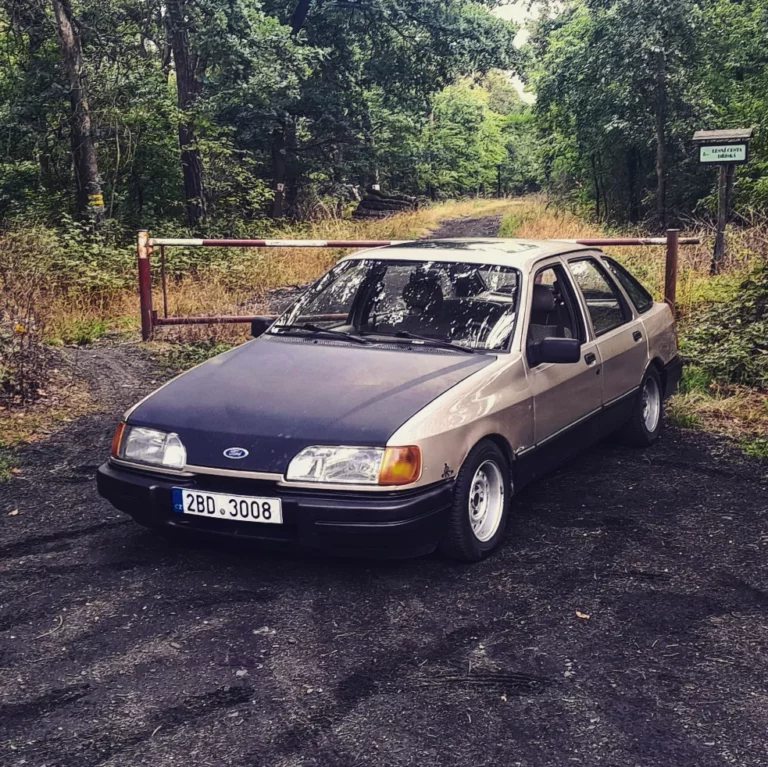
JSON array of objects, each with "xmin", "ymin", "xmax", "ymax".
[
  {"xmin": 10, "ymin": 468, "xmax": 21, "ymax": 475},
  {"xmin": 576, "ymin": 611, "xmax": 591, "ymax": 620},
  {"xmin": 8, "ymin": 509, "xmax": 19, "ymax": 516}
]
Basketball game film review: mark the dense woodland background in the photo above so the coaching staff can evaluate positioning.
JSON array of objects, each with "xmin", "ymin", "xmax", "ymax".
[{"xmin": 1, "ymin": 0, "xmax": 766, "ymax": 232}]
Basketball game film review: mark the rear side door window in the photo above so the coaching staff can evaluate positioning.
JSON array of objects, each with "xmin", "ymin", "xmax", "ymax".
[
  {"xmin": 602, "ymin": 257, "xmax": 654, "ymax": 314},
  {"xmin": 568, "ymin": 258, "xmax": 631, "ymax": 336}
]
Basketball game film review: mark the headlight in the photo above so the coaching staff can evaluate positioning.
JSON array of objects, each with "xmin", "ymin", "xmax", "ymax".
[
  {"xmin": 286, "ymin": 445, "xmax": 421, "ymax": 486},
  {"xmin": 112, "ymin": 423, "xmax": 187, "ymax": 470}
]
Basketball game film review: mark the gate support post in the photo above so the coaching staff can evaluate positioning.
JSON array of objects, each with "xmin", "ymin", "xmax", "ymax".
[
  {"xmin": 138, "ymin": 230, "xmax": 154, "ymax": 341},
  {"xmin": 664, "ymin": 228, "xmax": 679, "ymax": 316}
]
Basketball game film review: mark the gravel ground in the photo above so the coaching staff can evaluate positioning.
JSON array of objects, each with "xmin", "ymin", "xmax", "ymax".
[{"xmin": 2, "ymin": 217, "xmax": 768, "ymax": 767}]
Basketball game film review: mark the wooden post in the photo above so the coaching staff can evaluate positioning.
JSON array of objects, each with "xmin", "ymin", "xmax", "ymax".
[
  {"xmin": 137, "ymin": 230, "xmax": 154, "ymax": 341},
  {"xmin": 160, "ymin": 245, "xmax": 169, "ymax": 318},
  {"xmin": 664, "ymin": 229, "xmax": 679, "ymax": 315},
  {"xmin": 712, "ymin": 164, "xmax": 729, "ymax": 272}
]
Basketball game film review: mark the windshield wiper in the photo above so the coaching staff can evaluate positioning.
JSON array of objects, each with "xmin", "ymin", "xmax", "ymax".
[
  {"xmin": 361, "ymin": 330, "xmax": 477, "ymax": 354},
  {"xmin": 271, "ymin": 323, "xmax": 371, "ymax": 345}
]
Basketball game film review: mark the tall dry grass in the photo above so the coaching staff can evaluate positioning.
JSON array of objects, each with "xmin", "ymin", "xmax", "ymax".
[
  {"xmin": 144, "ymin": 198, "xmax": 527, "ymax": 344},
  {"xmin": 506, "ymin": 197, "xmax": 766, "ymax": 319}
]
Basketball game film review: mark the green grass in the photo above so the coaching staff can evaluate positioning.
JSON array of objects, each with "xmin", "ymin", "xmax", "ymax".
[
  {"xmin": 742, "ymin": 437, "xmax": 768, "ymax": 460},
  {"xmin": 666, "ymin": 407, "xmax": 701, "ymax": 429},
  {"xmin": 679, "ymin": 365, "xmax": 712, "ymax": 395},
  {"xmin": 0, "ymin": 450, "xmax": 15, "ymax": 483},
  {"xmin": 498, "ymin": 212, "xmax": 526, "ymax": 237},
  {"xmin": 54, "ymin": 318, "xmax": 109, "ymax": 346}
]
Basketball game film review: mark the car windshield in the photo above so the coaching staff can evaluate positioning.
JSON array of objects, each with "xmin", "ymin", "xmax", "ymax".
[{"xmin": 271, "ymin": 259, "xmax": 521, "ymax": 351}]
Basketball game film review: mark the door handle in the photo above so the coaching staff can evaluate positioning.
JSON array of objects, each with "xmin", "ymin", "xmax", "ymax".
[
  {"xmin": 584, "ymin": 352, "xmax": 597, "ymax": 365},
  {"xmin": 633, "ymin": 331, "xmax": 643, "ymax": 342}
]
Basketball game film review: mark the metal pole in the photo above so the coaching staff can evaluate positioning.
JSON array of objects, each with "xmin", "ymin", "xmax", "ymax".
[
  {"xmin": 160, "ymin": 245, "xmax": 168, "ymax": 318},
  {"xmin": 664, "ymin": 229, "xmax": 679, "ymax": 315},
  {"xmin": 137, "ymin": 230, "xmax": 154, "ymax": 341}
]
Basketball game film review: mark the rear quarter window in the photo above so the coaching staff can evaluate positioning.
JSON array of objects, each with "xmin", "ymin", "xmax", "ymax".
[{"xmin": 603, "ymin": 257, "xmax": 654, "ymax": 314}]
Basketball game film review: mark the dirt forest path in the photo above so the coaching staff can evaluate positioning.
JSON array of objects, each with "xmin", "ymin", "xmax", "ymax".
[
  {"xmin": 426, "ymin": 213, "xmax": 503, "ymax": 239},
  {"xmin": 2, "ymin": 216, "xmax": 768, "ymax": 767}
]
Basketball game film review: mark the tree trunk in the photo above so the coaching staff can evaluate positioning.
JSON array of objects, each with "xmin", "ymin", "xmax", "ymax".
[
  {"xmin": 51, "ymin": 0, "xmax": 104, "ymax": 226},
  {"xmin": 291, "ymin": 0, "xmax": 313, "ymax": 33},
  {"xmin": 627, "ymin": 147, "xmax": 640, "ymax": 224},
  {"xmin": 591, "ymin": 154, "xmax": 601, "ymax": 220},
  {"xmin": 332, "ymin": 144, "xmax": 344, "ymax": 216},
  {"xmin": 165, "ymin": 0, "xmax": 205, "ymax": 227},
  {"xmin": 654, "ymin": 51, "xmax": 667, "ymax": 230},
  {"xmin": 361, "ymin": 106, "xmax": 380, "ymax": 191},
  {"xmin": 270, "ymin": 126, "xmax": 286, "ymax": 219}
]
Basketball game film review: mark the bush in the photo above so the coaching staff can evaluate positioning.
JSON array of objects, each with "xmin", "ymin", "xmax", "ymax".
[
  {"xmin": 681, "ymin": 263, "xmax": 768, "ymax": 390},
  {"xmin": 0, "ymin": 234, "xmax": 52, "ymax": 403}
]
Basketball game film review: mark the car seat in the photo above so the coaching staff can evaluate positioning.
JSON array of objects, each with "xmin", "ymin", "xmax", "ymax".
[{"xmin": 528, "ymin": 284, "xmax": 573, "ymax": 344}]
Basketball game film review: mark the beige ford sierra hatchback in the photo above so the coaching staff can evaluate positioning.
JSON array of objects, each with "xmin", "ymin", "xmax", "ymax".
[{"xmin": 99, "ymin": 239, "xmax": 681, "ymax": 561}]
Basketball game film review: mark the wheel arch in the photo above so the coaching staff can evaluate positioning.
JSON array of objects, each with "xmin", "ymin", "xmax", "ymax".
[
  {"xmin": 469, "ymin": 433, "xmax": 515, "ymax": 488},
  {"xmin": 649, "ymin": 356, "xmax": 667, "ymax": 392}
]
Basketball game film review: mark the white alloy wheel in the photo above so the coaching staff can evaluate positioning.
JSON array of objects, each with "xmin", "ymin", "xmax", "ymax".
[
  {"xmin": 642, "ymin": 375, "xmax": 661, "ymax": 433},
  {"xmin": 468, "ymin": 460, "xmax": 505, "ymax": 542}
]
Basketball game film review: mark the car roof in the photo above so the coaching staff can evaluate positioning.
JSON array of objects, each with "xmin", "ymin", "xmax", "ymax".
[{"xmin": 339, "ymin": 238, "xmax": 593, "ymax": 270}]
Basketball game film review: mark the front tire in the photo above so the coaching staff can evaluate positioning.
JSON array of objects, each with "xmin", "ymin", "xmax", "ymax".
[
  {"xmin": 621, "ymin": 366, "xmax": 663, "ymax": 446},
  {"xmin": 440, "ymin": 440, "xmax": 512, "ymax": 562}
]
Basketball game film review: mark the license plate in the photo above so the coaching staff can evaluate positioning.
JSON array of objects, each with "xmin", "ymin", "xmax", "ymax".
[{"xmin": 172, "ymin": 488, "xmax": 282, "ymax": 524}]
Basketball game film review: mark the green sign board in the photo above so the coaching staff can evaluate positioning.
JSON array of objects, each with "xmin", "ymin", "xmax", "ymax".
[{"xmin": 699, "ymin": 144, "xmax": 748, "ymax": 164}]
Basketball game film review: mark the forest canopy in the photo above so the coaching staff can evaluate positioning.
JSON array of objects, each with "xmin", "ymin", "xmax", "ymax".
[
  {"xmin": 0, "ymin": 0, "xmax": 537, "ymax": 231},
  {"xmin": 526, "ymin": 0, "xmax": 768, "ymax": 226},
  {"xmin": 0, "ymin": 0, "xmax": 766, "ymax": 233}
]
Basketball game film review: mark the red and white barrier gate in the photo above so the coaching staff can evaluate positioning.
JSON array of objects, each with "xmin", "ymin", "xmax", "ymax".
[{"xmin": 136, "ymin": 229, "xmax": 700, "ymax": 341}]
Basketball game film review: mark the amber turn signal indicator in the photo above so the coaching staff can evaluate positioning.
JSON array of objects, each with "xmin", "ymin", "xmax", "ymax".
[
  {"xmin": 111, "ymin": 422, "xmax": 126, "ymax": 457},
  {"xmin": 378, "ymin": 446, "xmax": 422, "ymax": 486}
]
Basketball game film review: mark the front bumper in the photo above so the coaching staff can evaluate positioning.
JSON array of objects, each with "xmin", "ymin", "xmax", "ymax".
[{"xmin": 96, "ymin": 461, "xmax": 452, "ymax": 557}]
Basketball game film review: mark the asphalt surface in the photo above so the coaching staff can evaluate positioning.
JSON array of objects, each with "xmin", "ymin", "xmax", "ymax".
[{"xmin": 2, "ymin": 216, "xmax": 768, "ymax": 766}]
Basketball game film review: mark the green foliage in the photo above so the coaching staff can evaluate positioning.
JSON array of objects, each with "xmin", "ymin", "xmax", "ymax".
[
  {"xmin": 680, "ymin": 365, "xmax": 713, "ymax": 395},
  {"xmin": 498, "ymin": 207, "xmax": 537, "ymax": 237},
  {"xmin": 681, "ymin": 263, "xmax": 768, "ymax": 389},
  {"xmin": 525, "ymin": 0, "xmax": 768, "ymax": 224},
  {"xmin": 742, "ymin": 437, "xmax": 768, "ymax": 460},
  {"xmin": 0, "ymin": 450, "xmax": 14, "ymax": 483},
  {"xmin": 666, "ymin": 408, "xmax": 701, "ymax": 429},
  {"xmin": 57, "ymin": 319, "xmax": 108, "ymax": 347},
  {"xmin": 0, "ymin": 0, "xmax": 522, "ymax": 229}
]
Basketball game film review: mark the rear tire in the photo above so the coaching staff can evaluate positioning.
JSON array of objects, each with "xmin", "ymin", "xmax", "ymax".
[
  {"xmin": 439, "ymin": 440, "xmax": 512, "ymax": 562},
  {"xmin": 620, "ymin": 366, "xmax": 663, "ymax": 447}
]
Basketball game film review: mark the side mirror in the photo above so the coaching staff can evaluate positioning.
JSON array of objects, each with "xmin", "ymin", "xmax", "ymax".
[
  {"xmin": 529, "ymin": 337, "xmax": 582, "ymax": 366},
  {"xmin": 251, "ymin": 316, "xmax": 275, "ymax": 338}
]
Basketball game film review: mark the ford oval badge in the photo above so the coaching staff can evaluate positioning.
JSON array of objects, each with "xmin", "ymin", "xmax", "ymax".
[{"xmin": 223, "ymin": 447, "xmax": 249, "ymax": 460}]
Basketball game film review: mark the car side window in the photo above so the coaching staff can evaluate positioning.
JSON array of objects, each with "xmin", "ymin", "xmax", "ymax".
[
  {"xmin": 603, "ymin": 257, "xmax": 654, "ymax": 314},
  {"xmin": 568, "ymin": 258, "xmax": 631, "ymax": 336},
  {"xmin": 527, "ymin": 264, "xmax": 584, "ymax": 349}
]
